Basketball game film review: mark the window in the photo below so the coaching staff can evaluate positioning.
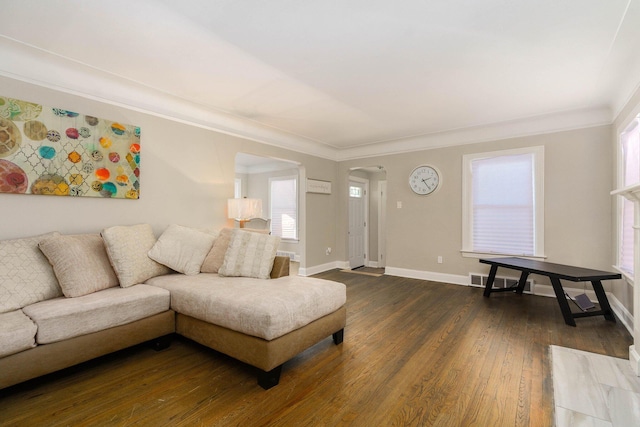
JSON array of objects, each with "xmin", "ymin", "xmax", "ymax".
[
  {"xmin": 618, "ymin": 118, "xmax": 640, "ymax": 275},
  {"xmin": 349, "ymin": 185, "xmax": 363, "ymax": 198},
  {"xmin": 270, "ymin": 176, "xmax": 298, "ymax": 240},
  {"xmin": 462, "ymin": 146, "xmax": 544, "ymax": 257}
]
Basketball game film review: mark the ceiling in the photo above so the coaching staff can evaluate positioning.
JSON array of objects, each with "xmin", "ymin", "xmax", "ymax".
[{"xmin": 2, "ymin": 0, "xmax": 640, "ymax": 160}]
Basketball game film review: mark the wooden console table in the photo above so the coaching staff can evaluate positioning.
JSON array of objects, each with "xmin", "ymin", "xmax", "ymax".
[{"xmin": 479, "ymin": 257, "xmax": 620, "ymax": 326}]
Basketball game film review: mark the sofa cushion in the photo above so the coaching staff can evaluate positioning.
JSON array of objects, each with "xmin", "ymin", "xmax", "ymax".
[
  {"xmin": 218, "ymin": 230, "xmax": 280, "ymax": 280},
  {"xmin": 22, "ymin": 284, "xmax": 171, "ymax": 344},
  {"xmin": 101, "ymin": 224, "xmax": 170, "ymax": 287},
  {"xmin": 0, "ymin": 310, "xmax": 37, "ymax": 357},
  {"xmin": 0, "ymin": 232, "xmax": 62, "ymax": 314},
  {"xmin": 146, "ymin": 274, "xmax": 346, "ymax": 341},
  {"xmin": 38, "ymin": 234, "xmax": 119, "ymax": 297},
  {"xmin": 148, "ymin": 224, "xmax": 216, "ymax": 275}
]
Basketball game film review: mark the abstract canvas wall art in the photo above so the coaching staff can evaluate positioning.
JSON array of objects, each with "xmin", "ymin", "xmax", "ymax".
[{"xmin": 0, "ymin": 96, "xmax": 140, "ymax": 199}]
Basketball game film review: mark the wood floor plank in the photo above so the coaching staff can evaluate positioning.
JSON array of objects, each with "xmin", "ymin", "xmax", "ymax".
[{"xmin": 0, "ymin": 270, "xmax": 632, "ymax": 426}]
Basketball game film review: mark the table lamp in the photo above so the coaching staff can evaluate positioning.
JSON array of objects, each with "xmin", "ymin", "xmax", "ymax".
[{"xmin": 227, "ymin": 198, "xmax": 263, "ymax": 228}]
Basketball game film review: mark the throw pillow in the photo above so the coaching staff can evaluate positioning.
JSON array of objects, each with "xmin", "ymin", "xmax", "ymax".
[
  {"xmin": 201, "ymin": 227, "xmax": 269, "ymax": 273},
  {"xmin": 101, "ymin": 224, "xmax": 170, "ymax": 287},
  {"xmin": 218, "ymin": 229, "xmax": 281, "ymax": 279},
  {"xmin": 200, "ymin": 228, "xmax": 232, "ymax": 273},
  {"xmin": 38, "ymin": 234, "xmax": 119, "ymax": 297},
  {"xmin": 0, "ymin": 232, "xmax": 62, "ymax": 313},
  {"xmin": 148, "ymin": 224, "xmax": 217, "ymax": 275}
]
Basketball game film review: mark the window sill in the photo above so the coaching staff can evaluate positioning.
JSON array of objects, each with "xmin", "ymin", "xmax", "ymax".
[
  {"xmin": 612, "ymin": 265, "xmax": 634, "ymax": 287},
  {"xmin": 280, "ymin": 238, "xmax": 299, "ymax": 244},
  {"xmin": 460, "ymin": 250, "xmax": 547, "ymax": 261}
]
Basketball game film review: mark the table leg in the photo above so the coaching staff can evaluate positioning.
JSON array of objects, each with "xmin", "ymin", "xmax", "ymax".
[
  {"xmin": 483, "ymin": 265, "xmax": 498, "ymax": 297},
  {"xmin": 516, "ymin": 271, "xmax": 530, "ymax": 295},
  {"xmin": 591, "ymin": 280, "xmax": 616, "ymax": 322},
  {"xmin": 549, "ymin": 277, "xmax": 576, "ymax": 326}
]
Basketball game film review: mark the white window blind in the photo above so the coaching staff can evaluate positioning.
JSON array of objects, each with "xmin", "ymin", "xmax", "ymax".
[
  {"xmin": 270, "ymin": 177, "xmax": 298, "ymax": 240},
  {"xmin": 619, "ymin": 120, "xmax": 640, "ymax": 274},
  {"xmin": 470, "ymin": 152, "xmax": 536, "ymax": 256}
]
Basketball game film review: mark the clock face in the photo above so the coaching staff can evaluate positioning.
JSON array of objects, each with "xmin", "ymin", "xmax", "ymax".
[{"xmin": 409, "ymin": 165, "xmax": 440, "ymax": 195}]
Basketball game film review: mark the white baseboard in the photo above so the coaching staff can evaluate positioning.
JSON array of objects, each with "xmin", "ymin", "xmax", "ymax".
[
  {"xmin": 630, "ymin": 345, "xmax": 640, "ymax": 376},
  {"xmin": 299, "ymin": 261, "xmax": 348, "ymax": 277},
  {"xmin": 384, "ymin": 266, "xmax": 469, "ymax": 286},
  {"xmin": 302, "ymin": 263, "xmax": 635, "ymax": 335},
  {"xmin": 608, "ymin": 293, "xmax": 634, "ymax": 335}
]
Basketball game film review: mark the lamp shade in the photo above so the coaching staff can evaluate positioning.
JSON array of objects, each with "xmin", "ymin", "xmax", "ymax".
[{"xmin": 227, "ymin": 198, "xmax": 263, "ymax": 220}]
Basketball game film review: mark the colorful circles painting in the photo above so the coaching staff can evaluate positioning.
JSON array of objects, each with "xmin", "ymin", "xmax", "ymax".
[
  {"xmin": 31, "ymin": 174, "xmax": 70, "ymax": 196},
  {"xmin": 0, "ymin": 97, "xmax": 42, "ymax": 121},
  {"xmin": 0, "ymin": 159, "xmax": 28, "ymax": 193},
  {"xmin": 23, "ymin": 121, "xmax": 48, "ymax": 141},
  {"xmin": 0, "ymin": 95, "xmax": 141, "ymax": 199},
  {"xmin": 0, "ymin": 118, "xmax": 21, "ymax": 158}
]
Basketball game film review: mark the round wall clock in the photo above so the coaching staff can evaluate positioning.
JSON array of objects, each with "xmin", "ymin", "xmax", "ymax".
[{"xmin": 409, "ymin": 165, "xmax": 441, "ymax": 195}]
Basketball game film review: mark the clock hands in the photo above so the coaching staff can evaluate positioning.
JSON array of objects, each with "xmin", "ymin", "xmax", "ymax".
[{"xmin": 410, "ymin": 165, "xmax": 439, "ymax": 195}]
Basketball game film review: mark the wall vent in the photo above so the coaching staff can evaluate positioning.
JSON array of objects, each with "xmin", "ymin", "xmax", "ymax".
[
  {"xmin": 469, "ymin": 273, "xmax": 534, "ymax": 293},
  {"xmin": 276, "ymin": 251, "xmax": 297, "ymax": 260}
]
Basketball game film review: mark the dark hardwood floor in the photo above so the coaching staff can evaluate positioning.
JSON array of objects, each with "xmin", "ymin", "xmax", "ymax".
[{"xmin": 0, "ymin": 270, "xmax": 632, "ymax": 426}]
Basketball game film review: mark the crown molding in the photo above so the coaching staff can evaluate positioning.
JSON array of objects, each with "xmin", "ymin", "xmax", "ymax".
[
  {"xmin": 336, "ymin": 106, "xmax": 613, "ymax": 161},
  {"xmin": 0, "ymin": 36, "xmax": 338, "ymax": 161},
  {"xmin": 0, "ymin": 35, "xmax": 615, "ymax": 164}
]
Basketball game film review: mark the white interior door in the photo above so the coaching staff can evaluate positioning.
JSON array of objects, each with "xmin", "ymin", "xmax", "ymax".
[{"xmin": 349, "ymin": 180, "xmax": 366, "ymax": 269}]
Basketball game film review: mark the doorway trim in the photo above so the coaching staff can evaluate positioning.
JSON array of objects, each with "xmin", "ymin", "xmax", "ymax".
[{"xmin": 378, "ymin": 180, "xmax": 387, "ymax": 268}]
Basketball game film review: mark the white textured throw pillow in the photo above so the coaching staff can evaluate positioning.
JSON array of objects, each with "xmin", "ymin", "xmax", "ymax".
[
  {"xmin": 219, "ymin": 229, "xmax": 280, "ymax": 279},
  {"xmin": 201, "ymin": 227, "xmax": 267, "ymax": 273},
  {"xmin": 0, "ymin": 232, "xmax": 62, "ymax": 313},
  {"xmin": 39, "ymin": 234, "xmax": 119, "ymax": 297},
  {"xmin": 101, "ymin": 224, "xmax": 170, "ymax": 287},
  {"xmin": 148, "ymin": 224, "xmax": 216, "ymax": 275}
]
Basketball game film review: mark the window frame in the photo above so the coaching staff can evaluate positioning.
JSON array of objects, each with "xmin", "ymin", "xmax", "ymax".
[
  {"xmin": 461, "ymin": 146, "xmax": 545, "ymax": 259},
  {"xmin": 234, "ymin": 178, "xmax": 242, "ymax": 198},
  {"xmin": 269, "ymin": 175, "xmax": 299, "ymax": 241},
  {"xmin": 614, "ymin": 117, "xmax": 640, "ymax": 283}
]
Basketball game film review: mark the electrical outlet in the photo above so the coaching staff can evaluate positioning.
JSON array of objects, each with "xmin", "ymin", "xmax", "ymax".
[
  {"xmin": 326, "ymin": 247, "xmax": 332, "ymax": 255},
  {"xmin": 397, "ymin": 201, "xmax": 402, "ymax": 208},
  {"xmin": 437, "ymin": 256, "xmax": 443, "ymax": 264}
]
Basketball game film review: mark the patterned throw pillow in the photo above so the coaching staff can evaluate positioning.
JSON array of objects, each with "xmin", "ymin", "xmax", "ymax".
[
  {"xmin": 0, "ymin": 232, "xmax": 62, "ymax": 313},
  {"xmin": 38, "ymin": 234, "xmax": 119, "ymax": 297},
  {"xmin": 201, "ymin": 228, "xmax": 269, "ymax": 273},
  {"xmin": 148, "ymin": 224, "xmax": 217, "ymax": 275},
  {"xmin": 218, "ymin": 229, "xmax": 281, "ymax": 280},
  {"xmin": 101, "ymin": 224, "xmax": 170, "ymax": 287}
]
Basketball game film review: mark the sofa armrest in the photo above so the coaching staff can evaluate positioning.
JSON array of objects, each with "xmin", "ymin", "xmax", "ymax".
[{"xmin": 270, "ymin": 256, "xmax": 290, "ymax": 278}]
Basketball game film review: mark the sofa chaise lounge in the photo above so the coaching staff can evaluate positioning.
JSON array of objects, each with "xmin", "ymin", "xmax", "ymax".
[{"xmin": 0, "ymin": 224, "xmax": 346, "ymax": 390}]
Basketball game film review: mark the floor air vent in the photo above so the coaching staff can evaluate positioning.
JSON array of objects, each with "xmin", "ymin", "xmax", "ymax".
[
  {"xmin": 276, "ymin": 251, "xmax": 297, "ymax": 261},
  {"xmin": 469, "ymin": 273, "xmax": 533, "ymax": 293}
]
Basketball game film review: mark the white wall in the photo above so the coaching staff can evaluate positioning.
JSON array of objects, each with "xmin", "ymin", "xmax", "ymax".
[
  {"xmin": 1, "ymin": 75, "xmax": 624, "ymax": 311},
  {"xmin": 339, "ymin": 125, "xmax": 614, "ymax": 298},
  {"xmin": 0, "ymin": 77, "xmax": 338, "ymax": 269}
]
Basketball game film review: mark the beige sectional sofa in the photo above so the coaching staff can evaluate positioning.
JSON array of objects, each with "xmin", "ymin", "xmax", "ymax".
[{"xmin": 0, "ymin": 224, "xmax": 346, "ymax": 390}]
